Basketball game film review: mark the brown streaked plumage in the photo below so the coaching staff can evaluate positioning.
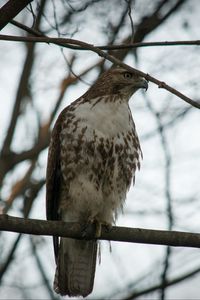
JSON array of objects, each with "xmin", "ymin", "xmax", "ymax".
[{"xmin": 46, "ymin": 66, "xmax": 148, "ymax": 297}]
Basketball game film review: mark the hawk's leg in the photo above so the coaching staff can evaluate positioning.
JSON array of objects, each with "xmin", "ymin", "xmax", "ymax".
[
  {"xmin": 81, "ymin": 218, "xmax": 112, "ymax": 238},
  {"xmin": 94, "ymin": 220, "xmax": 102, "ymax": 238},
  {"xmin": 88, "ymin": 218, "xmax": 112, "ymax": 238},
  {"xmin": 93, "ymin": 220, "xmax": 112, "ymax": 237}
]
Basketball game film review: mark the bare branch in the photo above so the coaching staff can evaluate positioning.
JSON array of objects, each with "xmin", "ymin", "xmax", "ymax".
[
  {"xmin": 144, "ymin": 96, "xmax": 174, "ymax": 299},
  {"xmin": 2, "ymin": 32, "xmax": 200, "ymax": 49},
  {"xmin": 123, "ymin": 264, "xmax": 200, "ymax": 300},
  {"xmin": 3, "ymin": 160, "xmax": 36, "ymax": 214},
  {"xmin": 0, "ymin": 33, "xmax": 199, "ymax": 109},
  {"xmin": 0, "ymin": 1, "xmax": 47, "ymax": 157},
  {"xmin": 1, "ymin": 215, "xmax": 200, "ymax": 248},
  {"xmin": 0, "ymin": 234, "xmax": 21, "ymax": 282},
  {"xmin": 0, "ymin": 0, "xmax": 33, "ymax": 31},
  {"xmin": 10, "ymin": 19, "xmax": 44, "ymax": 36},
  {"xmin": 0, "ymin": 180, "xmax": 45, "ymax": 282},
  {"xmin": 125, "ymin": 0, "xmax": 135, "ymax": 43},
  {"xmin": 10, "ymin": 17, "xmax": 200, "ymax": 50}
]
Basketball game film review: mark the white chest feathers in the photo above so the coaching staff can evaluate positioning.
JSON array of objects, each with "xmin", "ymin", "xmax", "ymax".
[{"xmin": 73, "ymin": 96, "xmax": 133, "ymax": 137}]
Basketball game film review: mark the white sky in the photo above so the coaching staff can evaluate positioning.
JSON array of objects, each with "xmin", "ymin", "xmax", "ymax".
[{"xmin": 1, "ymin": 1, "xmax": 200, "ymax": 299}]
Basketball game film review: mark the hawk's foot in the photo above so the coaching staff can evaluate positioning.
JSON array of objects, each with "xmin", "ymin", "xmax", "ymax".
[
  {"xmin": 82, "ymin": 218, "xmax": 112, "ymax": 238},
  {"xmin": 88, "ymin": 218, "xmax": 112, "ymax": 238},
  {"xmin": 94, "ymin": 220, "xmax": 102, "ymax": 238}
]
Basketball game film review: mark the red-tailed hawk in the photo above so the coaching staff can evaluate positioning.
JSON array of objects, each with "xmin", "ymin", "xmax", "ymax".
[{"xmin": 46, "ymin": 66, "xmax": 148, "ymax": 297}]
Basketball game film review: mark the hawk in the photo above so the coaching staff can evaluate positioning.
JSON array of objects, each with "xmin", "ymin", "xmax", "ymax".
[{"xmin": 46, "ymin": 66, "xmax": 148, "ymax": 297}]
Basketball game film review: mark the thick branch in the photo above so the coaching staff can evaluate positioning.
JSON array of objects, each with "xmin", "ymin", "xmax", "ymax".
[
  {"xmin": 1, "ymin": 1, "xmax": 46, "ymax": 156},
  {"xmin": 1, "ymin": 215, "xmax": 200, "ymax": 248},
  {"xmin": 0, "ymin": 0, "xmax": 33, "ymax": 31}
]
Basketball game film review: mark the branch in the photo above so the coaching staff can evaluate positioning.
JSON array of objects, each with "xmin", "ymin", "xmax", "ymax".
[
  {"xmin": 1, "ymin": 215, "xmax": 200, "ymax": 248},
  {"xmin": 0, "ymin": 180, "xmax": 45, "ymax": 282},
  {"xmin": 3, "ymin": 160, "xmax": 36, "ymax": 214},
  {"xmin": 0, "ymin": 0, "xmax": 33, "ymax": 31},
  {"xmin": 0, "ymin": 1, "xmax": 46, "ymax": 157},
  {"xmin": 11, "ymin": 17, "xmax": 199, "ymax": 50},
  {"xmin": 144, "ymin": 95, "xmax": 174, "ymax": 299},
  {"xmin": 123, "ymin": 264, "xmax": 200, "ymax": 299},
  {"xmin": 0, "ymin": 234, "xmax": 21, "ymax": 282},
  {"xmin": 107, "ymin": 0, "xmax": 187, "ymax": 62},
  {"xmin": 1, "ymin": 33, "xmax": 200, "ymax": 50},
  {"xmin": 0, "ymin": 34, "xmax": 199, "ymax": 109}
]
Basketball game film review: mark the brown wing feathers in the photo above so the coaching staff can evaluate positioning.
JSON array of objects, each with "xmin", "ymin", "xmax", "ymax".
[{"xmin": 46, "ymin": 116, "xmax": 62, "ymax": 259}]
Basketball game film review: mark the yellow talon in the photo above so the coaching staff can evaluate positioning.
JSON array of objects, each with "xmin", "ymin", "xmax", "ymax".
[
  {"xmin": 95, "ymin": 221, "xmax": 102, "ymax": 238},
  {"xmin": 87, "ymin": 217, "xmax": 112, "ymax": 238}
]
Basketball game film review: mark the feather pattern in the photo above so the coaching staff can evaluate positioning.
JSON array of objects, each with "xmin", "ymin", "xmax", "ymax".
[
  {"xmin": 54, "ymin": 239, "xmax": 97, "ymax": 297},
  {"xmin": 46, "ymin": 67, "xmax": 148, "ymax": 297}
]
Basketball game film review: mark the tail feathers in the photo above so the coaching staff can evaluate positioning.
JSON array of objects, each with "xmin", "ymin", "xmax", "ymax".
[{"xmin": 54, "ymin": 238, "xmax": 97, "ymax": 297}]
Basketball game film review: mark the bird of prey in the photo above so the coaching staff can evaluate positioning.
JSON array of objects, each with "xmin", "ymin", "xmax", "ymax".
[{"xmin": 46, "ymin": 66, "xmax": 148, "ymax": 297}]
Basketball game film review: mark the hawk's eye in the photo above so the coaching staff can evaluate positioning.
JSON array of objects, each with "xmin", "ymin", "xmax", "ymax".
[{"xmin": 123, "ymin": 72, "xmax": 133, "ymax": 79}]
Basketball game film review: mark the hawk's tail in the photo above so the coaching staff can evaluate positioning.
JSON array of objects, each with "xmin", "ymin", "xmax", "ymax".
[{"xmin": 53, "ymin": 237, "xmax": 97, "ymax": 297}]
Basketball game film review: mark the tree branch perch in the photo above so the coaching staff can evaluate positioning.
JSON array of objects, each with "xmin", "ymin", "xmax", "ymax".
[{"xmin": 1, "ymin": 214, "xmax": 200, "ymax": 248}]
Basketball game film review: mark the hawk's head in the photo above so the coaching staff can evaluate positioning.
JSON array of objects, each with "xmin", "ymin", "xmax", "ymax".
[{"xmin": 87, "ymin": 66, "xmax": 148, "ymax": 100}]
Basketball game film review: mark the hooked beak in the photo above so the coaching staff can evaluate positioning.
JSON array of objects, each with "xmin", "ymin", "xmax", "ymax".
[{"xmin": 135, "ymin": 78, "xmax": 148, "ymax": 91}]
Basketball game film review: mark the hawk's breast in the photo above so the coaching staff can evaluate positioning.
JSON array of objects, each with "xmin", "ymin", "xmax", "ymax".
[
  {"xmin": 72, "ymin": 96, "xmax": 133, "ymax": 137},
  {"xmin": 59, "ymin": 96, "xmax": 141, "ymax": 223}
]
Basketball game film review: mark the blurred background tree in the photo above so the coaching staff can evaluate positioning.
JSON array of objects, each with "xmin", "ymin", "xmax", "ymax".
[{"xmin": 0, "ymin": 0, "xmax": 200, "ymax": 299}]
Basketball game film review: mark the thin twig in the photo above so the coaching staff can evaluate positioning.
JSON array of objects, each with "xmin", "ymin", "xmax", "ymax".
[
  {"xmin": 3, "ymin": 32, "xmax": 200, "ymax": 50},
  {"xmin": 144, "ymin": 96, "xmax": 174, "ymax": 299},
  {"xmin": 0, "ymin": 234, "xmax": 22, "ymax": 282},
  {"xmin": 125, "ymin": 0, "xmax": 135, "ymax": 43},
  {"xmin": 123, "ymin": 264, "xmax": 200, "ymax": 300},
  {"xmin": 0, "ymin": 180, "xmax": 45, "ymax": 282}
]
